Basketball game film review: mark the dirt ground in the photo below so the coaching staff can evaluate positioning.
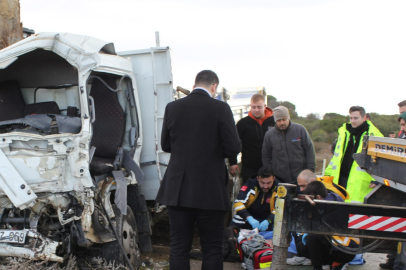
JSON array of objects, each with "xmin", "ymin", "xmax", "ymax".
[{"xmin": 314, "ymin": 142, "xmax": 333, "ymax": 175}]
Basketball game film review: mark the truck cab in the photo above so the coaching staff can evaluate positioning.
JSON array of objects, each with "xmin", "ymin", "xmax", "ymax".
[{"xmin": 0, "ymin": 32, "xmax": 173, "ymax": 268}]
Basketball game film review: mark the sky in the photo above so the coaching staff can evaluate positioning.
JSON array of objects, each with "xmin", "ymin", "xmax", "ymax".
[{"xmin": 19, "ymin": 0, "xmax": 406, "ymax": 118}]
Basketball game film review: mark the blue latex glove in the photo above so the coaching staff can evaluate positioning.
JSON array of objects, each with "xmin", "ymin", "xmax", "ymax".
[
  {"xmin": 247, "ymin": 216, "xmax": 260, "ymax": 229},
  {"xmin": 258, "ymin": 220, "xmax": 269, "ymax": 232},
  {"xmin": 302, "ymin": 233, "xmax": 309, "ymax": 245}
]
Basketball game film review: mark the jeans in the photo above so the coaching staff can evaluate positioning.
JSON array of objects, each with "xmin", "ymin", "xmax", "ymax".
[{"xmin": 167, "ymin": 206, "xmax": 226, "ymax": 270}]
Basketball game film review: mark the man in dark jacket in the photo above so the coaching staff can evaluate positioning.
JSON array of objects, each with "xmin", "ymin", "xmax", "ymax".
[
  {"xmin": 229, "ymin": 165, "xmax": 279, "ymax": 231},
  {"xmin": 156, "ymin": 70, "xmax": 241, "ymax": 270},
  {"xmin": 298, "ymin": 181, "xmax": 357, "ymax": 270},
  {"xmin": 229, "ymin": 94, "xmax": 275, "ymax": 183},
  {"xmin": 261, "ymin": 106, "xmax": 316, "ymax": 183}
]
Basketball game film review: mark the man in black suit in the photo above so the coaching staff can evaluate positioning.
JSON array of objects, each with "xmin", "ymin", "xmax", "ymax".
[{"xmin": 156, "ymin": 70, "xmax": 241, "ymax": 270}]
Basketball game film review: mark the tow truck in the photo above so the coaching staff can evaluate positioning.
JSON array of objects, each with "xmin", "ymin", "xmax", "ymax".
[{"xmin": 271, "ymin": 135, "xmax": 406, "ymax": 269}]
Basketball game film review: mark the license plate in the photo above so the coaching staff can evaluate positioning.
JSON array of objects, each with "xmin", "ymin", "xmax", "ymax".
[{"xmin": 0, "ymin": 230, "xmax": 27, "ymax": 243}]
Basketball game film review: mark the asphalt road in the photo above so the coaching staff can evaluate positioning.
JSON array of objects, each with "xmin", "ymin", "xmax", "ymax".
[{"xmin": 189, "ymin": 253, "xmax": 387, "ymax": 270}]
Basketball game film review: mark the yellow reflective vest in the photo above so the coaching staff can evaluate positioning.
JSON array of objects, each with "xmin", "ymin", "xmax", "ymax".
[{"xmin": 325, "ymin": 120, "xmax": 383, "ymax": 203}]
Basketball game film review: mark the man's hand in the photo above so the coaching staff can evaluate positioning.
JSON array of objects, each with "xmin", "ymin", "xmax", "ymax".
[
  {"xmin": 229, "ymin": 165, "xmax": 240, "ymax": 177},
  {"xmin": 247, "ymin": 216, "xmax": 260, "ymax": 229},
  {"xmin": 369, "ymin": 180, "xmax": 379, "ymax": 188},
  {"xmin": 258, "ymin": 220, "xmax": 269, "ymax": 232}
]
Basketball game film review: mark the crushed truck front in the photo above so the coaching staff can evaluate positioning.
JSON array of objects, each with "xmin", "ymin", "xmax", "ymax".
[{"xmin": 0, "ymin": 32, "xmax": 147, "ymax": 266}]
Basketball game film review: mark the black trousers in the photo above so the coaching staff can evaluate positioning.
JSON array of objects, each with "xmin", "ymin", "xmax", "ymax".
[
  {"xmin": 167, "ymin": 206, "xmax": 226, "ymax": 270},
  {"xmin": 241, "ymin": 165, "xmax": 258, "ymax": 184},
  {"xmin": 296, "ymin": 234, "xmax": 355, "ymax": 268}
]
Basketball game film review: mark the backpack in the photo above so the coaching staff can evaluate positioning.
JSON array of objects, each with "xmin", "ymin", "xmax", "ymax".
[{"xmin": 237, "ymin": 231, "xmax": 273, "ymax": 270}]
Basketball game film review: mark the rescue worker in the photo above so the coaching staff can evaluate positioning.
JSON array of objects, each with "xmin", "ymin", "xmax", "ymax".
[
  {"xmin": 229, "ymin": 94, "xmax": 275, "ymax": 183},
  {"xmin": 299, "ymin": 181, "xmax": 358, "ymax": 270},
  {"xmin": 297, "ymin": 169, "xmax": 349, "ymax": 201},
  {"xmin": 287, "ymin": 170, "xmax": 350, "ymax": 267},
  {"xmin": 229, "ymin": 165, "xmax": 279, "ymax": 231},
  {"xmin": 324, "ymin": 106, "xmax": 383, "ymax": 203}
]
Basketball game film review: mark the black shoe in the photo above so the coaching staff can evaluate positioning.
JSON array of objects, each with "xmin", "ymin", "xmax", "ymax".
[{"xmin": 379, "ymin": 257, "xmax": 395, "ymax": 269}]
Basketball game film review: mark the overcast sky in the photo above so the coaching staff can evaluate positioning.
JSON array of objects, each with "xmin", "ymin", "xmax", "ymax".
[{"xmin": 20, "ymin": 0, "xmax": 405, "ymax": 117}]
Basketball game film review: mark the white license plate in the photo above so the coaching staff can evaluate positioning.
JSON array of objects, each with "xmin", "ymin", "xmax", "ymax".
[{"xmin": 0, "ymin": 230, "xmax": 27, "ymax": 243}]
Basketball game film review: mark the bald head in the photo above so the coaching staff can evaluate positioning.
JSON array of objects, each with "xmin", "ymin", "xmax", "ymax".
[{"xmin": 297, "ymin": 169, "xmax": 317, "ymax": 192}]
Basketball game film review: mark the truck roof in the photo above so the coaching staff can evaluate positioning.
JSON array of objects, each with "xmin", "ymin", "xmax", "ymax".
[{"xmin": 0, "ymin": 32, "xmax": 133, "ymax": 74}]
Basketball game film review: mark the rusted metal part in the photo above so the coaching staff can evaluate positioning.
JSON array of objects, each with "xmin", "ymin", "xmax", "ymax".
[
  {"xmin": 298, "ymin": 194, "xmax": 316, "ymax": 206},
  {"xmin": 176, "ymin": 86, "xmax": 190, "ymax": 96},
  {"xmin": 0, "ymin": 0, "xmax": 23, "ymax": 50}
]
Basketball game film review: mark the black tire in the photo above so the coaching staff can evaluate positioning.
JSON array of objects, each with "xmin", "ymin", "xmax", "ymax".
[
  {"xmin": 127, "ymin": 184, "xmax": 153, "ymax": 253},
  {"xmin": 100, "ymin": 205, "xmax": 140, "ymax": 268}
]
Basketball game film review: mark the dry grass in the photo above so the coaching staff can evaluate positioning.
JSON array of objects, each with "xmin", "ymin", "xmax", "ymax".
[{"xmin": 314, "ymin": 142, "xmax": 333, "ymax": 175}]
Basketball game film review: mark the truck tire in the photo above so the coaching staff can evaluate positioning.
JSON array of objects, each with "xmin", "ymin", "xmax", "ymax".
[
  {"xmin": 100, "ymin": 205, "xmax": 140, "ymax": 268},
  {"xmin": 127, "ymin": 184, "xmax": 153, "ymax": 253}
]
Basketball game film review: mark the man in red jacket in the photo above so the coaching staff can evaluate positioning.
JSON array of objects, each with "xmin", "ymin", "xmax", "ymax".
[{"xmin": 229, "ymin": 94, "xmax": 275, "ymax": 183}]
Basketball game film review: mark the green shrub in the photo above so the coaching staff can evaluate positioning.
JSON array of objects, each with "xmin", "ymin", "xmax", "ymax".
[{"xmin": 311, "ymin": 129, "xmax": 328, "ymax": 142}]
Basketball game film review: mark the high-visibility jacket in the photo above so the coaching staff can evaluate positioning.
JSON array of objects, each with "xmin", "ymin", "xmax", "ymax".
[
  {"xmin": 317, "ymin": 176, "xmax": 350, "ymax": 201},
  {"xmin": 332, "ymin": 236, "xmax": 360, "ymax": 248},
  {"xmin": 325, "ymin": 120, "xmax": 383, "ymax": 203}
]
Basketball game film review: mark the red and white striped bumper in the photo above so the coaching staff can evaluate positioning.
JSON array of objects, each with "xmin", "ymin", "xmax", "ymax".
[{"xmin": 348, "ymin": 214, "xmax": 406, "ymax": 233}]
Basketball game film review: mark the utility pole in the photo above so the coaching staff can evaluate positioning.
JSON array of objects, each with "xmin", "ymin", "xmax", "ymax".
[{"xmin": 0, "ymin": 0, "xmax": 22, "ymax": 50}]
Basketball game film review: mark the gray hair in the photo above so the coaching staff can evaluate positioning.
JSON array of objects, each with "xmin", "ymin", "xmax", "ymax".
[{"xmin": 298, "ymin": 169, "xmax": 317, "ymax": 184}]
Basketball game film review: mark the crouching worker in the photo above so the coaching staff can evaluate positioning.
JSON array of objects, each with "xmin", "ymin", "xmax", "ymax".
[
  {"xmin": 298, "ymin": 181, "xmax": 358, "ymax": 270},
  {"xmin": 229, "ymin": 165, "xmax": 279, "ymax": 232}
]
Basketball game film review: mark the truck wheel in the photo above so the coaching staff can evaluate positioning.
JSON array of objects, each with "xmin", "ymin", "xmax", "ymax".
[
  {"xmin": 100, "ymin": 205, "xmax": 140, "ymax": 268},
  {"xmin": 127, "ymin": 184, "xmax": 153, "ymax": 253}
]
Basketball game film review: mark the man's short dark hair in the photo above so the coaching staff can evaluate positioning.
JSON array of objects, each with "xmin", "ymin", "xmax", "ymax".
[
  {"xmin": 257, "ymin": 165, "xmax": 274, "ymax": 178},
  {"xmin": 366, "ymin": 113, "xmax": 371, "ymax": 121},
  {"xmin": 349, "ymin": 106, "xmax": 366, "ymax": 117},
  {"xmin": 195, "ymin": 70, "xmax": 219, "ymax": 87},
  {"xmin": 398, "ymin": 100, "xmax": 406, "ymax": 107},
  {"xmin": 303, "ymin": 181, "xmax": 327, "ymax": 199},
  {"xmin": 390, "ymin": 131, "xmax": 395, "ymax": 135}
]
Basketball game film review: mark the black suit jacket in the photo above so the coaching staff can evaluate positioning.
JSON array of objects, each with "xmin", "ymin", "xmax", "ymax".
[{"xmin": 156, "ymin": 89, "xmax": 241, "ymax": 211}]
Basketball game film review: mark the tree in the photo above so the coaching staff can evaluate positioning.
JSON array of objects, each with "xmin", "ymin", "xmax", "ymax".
[
  {"xmin": 0, "ymin": 0, "xmax": 22, "ymax": 50},
  {"xmin": 267, "ymin": 95, "xmax": 280, "ymax": 109},
  {"xmin": 306, "ymin": 113, "xmax": 320, "ymax": 120},
  {"xmin": 320, "ymin": 113, "xmax": 348, "ymax": 134},
  {"xmin": 311, "ymin": 129, "xmax": 328, "ymax": 142}
]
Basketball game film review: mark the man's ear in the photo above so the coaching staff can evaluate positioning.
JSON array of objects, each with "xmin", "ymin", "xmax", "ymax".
[
  {"xmin": 316, "ymin": 195, "xmax": 323, "ymax": 200},
  {"xmin": 210, "ymin": 84, "xmax": 218, "ymax": 95}
]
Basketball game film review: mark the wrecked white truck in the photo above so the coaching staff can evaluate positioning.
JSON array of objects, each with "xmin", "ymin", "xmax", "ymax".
[{"xmin": 0, "ymin": 32, "xmax": 173, "ymax": 268}]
